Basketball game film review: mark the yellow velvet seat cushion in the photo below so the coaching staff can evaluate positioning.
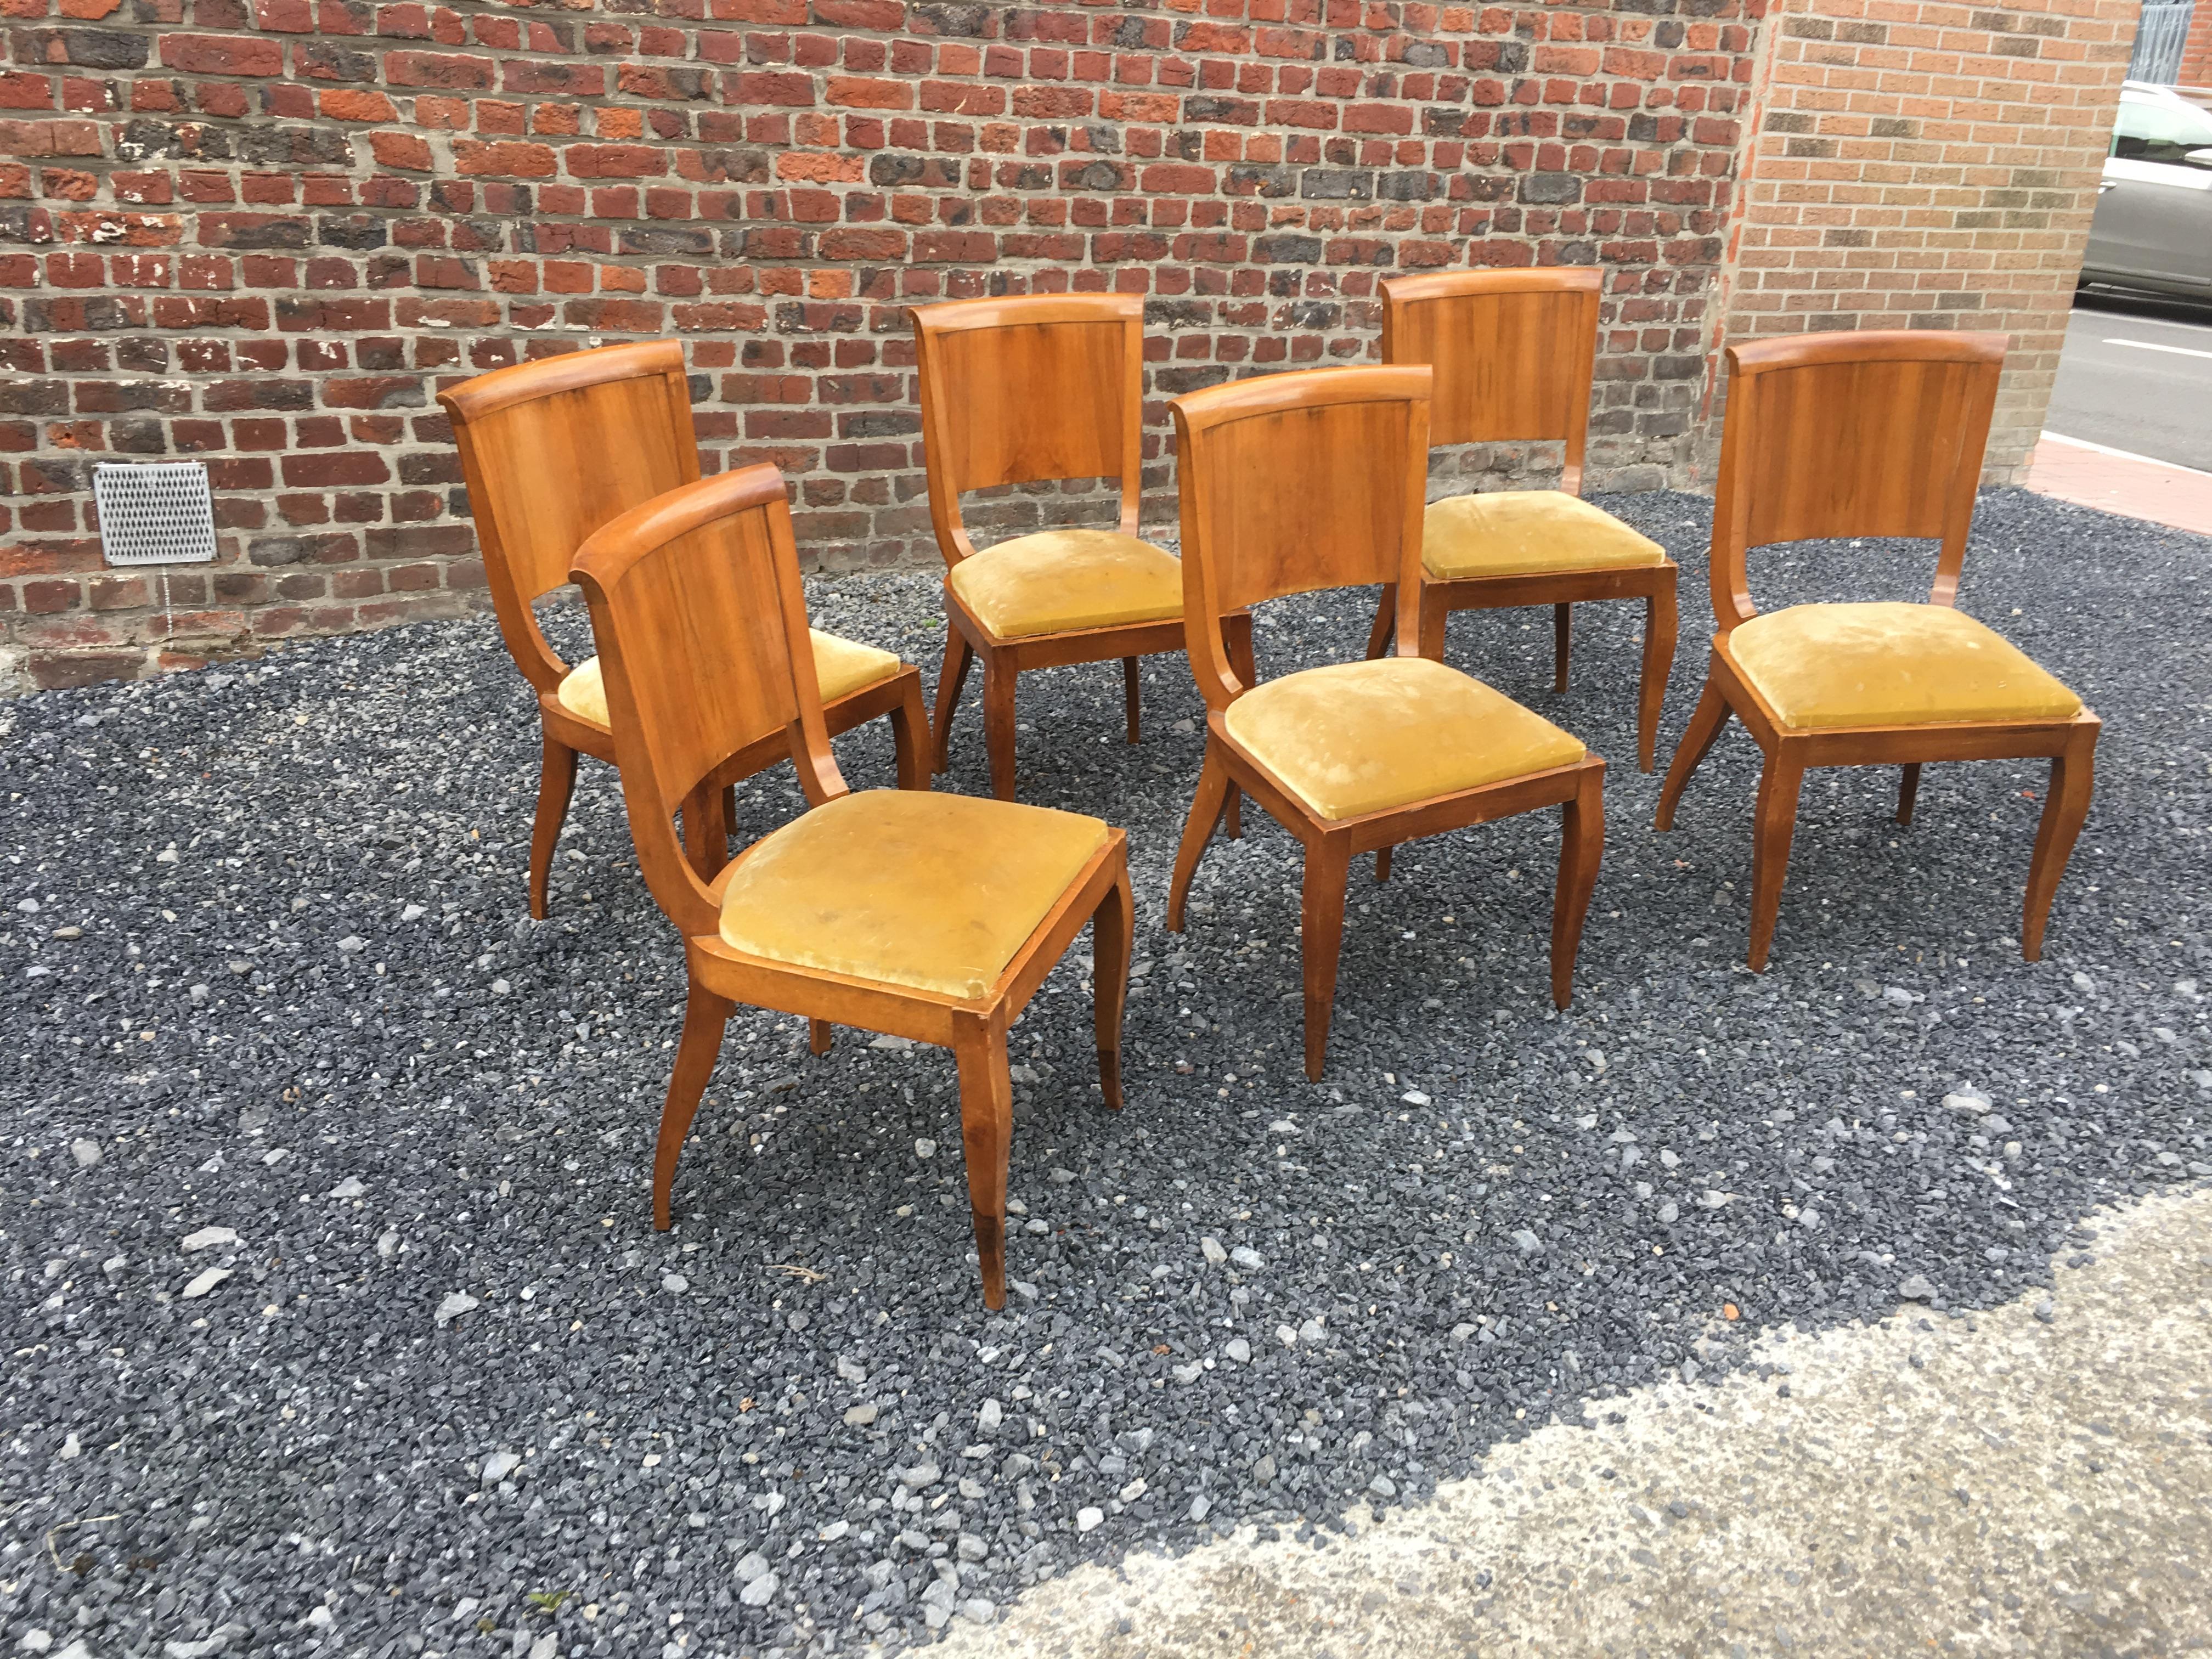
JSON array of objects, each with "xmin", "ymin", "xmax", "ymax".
[
  {"xmin": 555, "ymin": 629, "xmax": 901, "ymax": 728},
  {"xmin": 1725, "ymin": 602, "xmax": 2083, "ymax": 730},
  {"xmin": 1223, "ymin": 657, "xmax": 1587, "ymax": 821},
  {"xmin": 1422, "ymin": 490, "xmax": 1667, "ymax": 580},
  {"xmin": 715, "ymin": 789, "xmax": 1109, "ymax": 999},
  {"xmin": 947, "ymin": 529, "xmax": 1183, "ymax": 639}
]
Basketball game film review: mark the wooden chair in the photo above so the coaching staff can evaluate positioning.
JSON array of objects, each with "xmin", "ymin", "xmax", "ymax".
[
  {"xmin": 911, "ymin": 293, "xmax": 1255, "ymax": 804},
  {"xmin": 439, "ymin": 341, "xmax": 930, "ymax": 919},
  {"xmin": 1654, "ymin": 330, "xmax": 2100, "ymax": 971},
  {"xmin": 571, "ymin": 465, "xmax": 1133, "ymax": 1310},
  {"xmin": 1166, "ymin": 365, "xmax": 1607, "ymax": 1081},
  {"xmin": 1361, "ymin": 270, "xmax": 1679, "ymax": 771}
]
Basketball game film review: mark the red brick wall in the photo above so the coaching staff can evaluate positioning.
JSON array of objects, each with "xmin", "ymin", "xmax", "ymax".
[
  {"xmin": 0, "ymin": 0, "xmax": 1759, "ymax": 690},
  {"xmin": 1715, "ymin": 0, "xmax": 2137, "ymax": 483},
  {"xmin": 2177, "ymin": 3, "xmax": 2212, "ymax": 86}
]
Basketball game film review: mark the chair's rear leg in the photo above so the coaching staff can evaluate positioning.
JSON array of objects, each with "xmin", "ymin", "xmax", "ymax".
[
  {"xmin": 931, "ymin": 627, "xmax": 973, "ymax": 775},
  {"xmin": 1550, "ymin": 765, "xmax": 1606, "ymax": 1007},
  {"xmin": 528, "ymin": 732, "xmax": 580, "ymax": 921},
  {"xmin": 1363, "ymin": 584, "xmax": 1397, "ymax": 661},
  {"xmin": 1092, "ymin": 865, "xmax": 1133, "ymax": 1109},
  {"xmin": 1895, "ymin": 763, "xmax": 1921, "ymax": 826},
  {"xmin": 1655, "ymin": 673, "xmax": 1731, "ymax": 831},
  {"xmin": 1122, "ymin": 656, "xmax": 1141, "ymax": 745},
  {"xmin": 1553, "ymin": 601, "xmax": 1572, "ymax": 692},
  {"xmin": 1167, "ymin": 744, "xmax": 1232, "ymax": 933}
]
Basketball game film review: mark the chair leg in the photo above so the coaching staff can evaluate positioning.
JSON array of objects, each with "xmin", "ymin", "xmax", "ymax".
[
  {"xmin": 1300, "ymin": 837, "xmax": 1351, "ymax": 1081},
  {"xmin": 1638, "ymin": 579, "xmax": 1677, "ymax": 775},
  {"xmin": 1747, "ymin": 747, "xmax": 1807, "ymax": 973},
  {"xmin": 931, "ymin": 627, "xmax": 973, "ymax": 775},
  {"xmin": 1363, "ymin": 584, "xmax": 1397, "ymax": 661},
  {"xmin": 1224, "ymin": 614, "xmax": 1257, "ymax": 839},
  {"xmin": 952, "ymin": 1018, "xmax": 1015, "ymax": 1310},
  {"xmin": 1655, "ymin": 672, "xmax": 1732, "ymax": 831},
  {"xmin": 1553, "ymin": 601, "xmax": 1572, "ymax": 693},
  {"xmin": 679, "ymin": 780, "xmax": 731, "ymax": 884},
  {"xmin": 1375, "ymin": 845, "xmax": 1392, "ymax": 883},
  {"xmin": 654, "ymin": 977, "xmax": 734, "ymax": 1230},
  {"xmin": 808, "ymin": 1018, "xmax": 833, "ymax": 1054},
  {"xmin": 1895, "ymin": 763, "xmax": 1921, "ymax": 827},
  {"xmin": 1121, "ymin": 656, "xmax": 1141, "ymax": 745},
  {"xmin": 1419, "ymin": 596, "xmax": 1447, "ymax": 663},
  {"xmin": 528, "ymin": 733, "xmax": 579, "ymax": 921},
  {"xmin": 1550, "ymin": 766, "xmax": 1605, "ymax": 1008},
  {"xmin": 982, "ymin": 657, "xmax": 1018, "ymax": 802},
  {"xmin": 891, "ymin": 672, "xmax": 932, "ymax": 793},
  {"xmin": 1167, "ymin": 742, "xmax": 1233, "ymax": 933},
  {"xmin": 2023, "ymin": 726, "xmax": 2097, "ymax": 961},
  {"xmin": 1092, "ymin": 865, "xmax": 1133, "ymax": 1110}
]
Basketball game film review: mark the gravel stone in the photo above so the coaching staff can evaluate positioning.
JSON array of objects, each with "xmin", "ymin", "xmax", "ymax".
[
  {"xmin": 178, "ymin": 1267, "xmax": 229, "ymax": 1299},
  {"xmin": 179, "ymin": 1226, "xmax": 236, "ymax": 1251},
  {"xmin": 3, "ymin": 492, "xmax": 2208, "ymax": 1655}
]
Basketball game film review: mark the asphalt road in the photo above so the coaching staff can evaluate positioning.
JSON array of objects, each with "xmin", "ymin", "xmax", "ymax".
[{"xmin": 2049, "ymin": 291, "xmax": 2212, "ymax": 471}]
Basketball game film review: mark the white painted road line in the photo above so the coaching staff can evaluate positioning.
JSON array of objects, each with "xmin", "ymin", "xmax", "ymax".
[
  {"xmin": 2041, "ymin": 430, "xmax": 2212, "ymax": 477},
  {"xmin": 2102, "ymin": 337, "xmax": 2212, "ymax": 361}
]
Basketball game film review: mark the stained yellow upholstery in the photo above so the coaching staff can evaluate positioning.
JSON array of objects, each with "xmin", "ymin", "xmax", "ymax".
[
  {"xmin": 556, "ymin": 629, "xmax": 900, "ymax": 728},
  {"xmin": 1422, "ymin": 490, "xmax": 1667, "ymax": 580},
  {"xmin": 715, "ymin": 789, "xmax": 1110, "ymax": 998},
  {"xmin": 1223, "ymin": 657, "xmax": 1587, "ymax": 821},
  {"xmin": 947, "ymin": 529, "xmax": 1183, "ymax": 639},
  {"xmin": 1725, "ymin": 602, "xmax": 2083, "ymax": 730}
]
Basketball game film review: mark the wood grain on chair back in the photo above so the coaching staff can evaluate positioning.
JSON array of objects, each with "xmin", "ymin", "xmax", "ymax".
[
  {"xmin": 571, "ymin": 466, "xmax": 844, "ymax": 936},
  {"xmin": 1171, "ymin": 366, "xmax": 1432, "ymax": 708},
  {"xmin": 1711, "ymin": 330, "xmax": 2006, "ymax": 629},
  {"xmin": 439, "ymin": 342, "xmax": 698, "ymax": 690},
  {"xmin": 1383, "ymin": 269, "xmax": 1601, "ymax": 478},
  {"xmin": 911, "ymin": 295, "xmax": 1144, "ymax": 557}
]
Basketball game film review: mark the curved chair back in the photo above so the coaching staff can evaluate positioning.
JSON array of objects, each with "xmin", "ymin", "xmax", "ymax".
[
  {"xmin": 1382, "ymin": 268, "xmax": 1602, "ymax": 492},
  {"xmin": 910, "ymin": 294, "xmax": 1146, "ymax": 562},
  {"xmin": 1711, "ymin": 330, "xmax": 2006, "ymax": 630},
  {"xmin": 1171, "ymin": 365, "xmax": 1431, "ymax": 710},
  {"xmin": 439, "ymin": 342, "xmax": 698, "ymax": 693},
  {"xmin": 570, "ymin": 466, "xmax": 846, "ymax": 939}
]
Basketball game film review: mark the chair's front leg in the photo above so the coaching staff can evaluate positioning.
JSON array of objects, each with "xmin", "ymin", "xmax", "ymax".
[
  {"xmin": 1167, "ymin": 743, "xmax": 1233, "ymax": 933},
  {"xmin": 1895, "ymin": 763, "xmax": 1921, "ymax": 826},
  {"xmin": 1121, "ymin": 656, "xmax": 1142, "ymax": 745},
  {"xmin": 1747, "ymin": 745, "xmax": 1807, "ymax": 973},
  {"xmin": 1553, "ymin": 601, "xmax": 1572, "ymax": 693},
  {"xmin": 891, "ymin": 672, "xmax": 932, "ymax": 793},
  {"xmin": 1550, "ymin": 764, "xmax": 1606, "ymax": 1008},
  {"xmin": 528, "ymin": 731, "xmax": 580, "ymax": 921},
  {"xmin": 1091, "ymin": 863, "xmax": 1134, "ymax": 1110},
  {"xmin": 809, "ymin": 1018, "xmax": 833, "ymax": 1054},
  {"xmin": 1300, "ymin": 835, "xmax": 1352, "ymax": 1082},
  {"xmin": 1638, "ymin": 578, "xmax": 1678, "ymax": 775},
  {"xmin": 654, "ymin": 975, "xmax": 735, "ymax": 1230},
  {"xmin": 952, "ymin": 1016, "xmax": 1015, "ymax": 1310},
  {"xmin": 1655, "ymin": 670, "xmax": 1732, "ymax": 831},
  {"xmin": 982, "ymin": 658, "xmax": 1018, "ymax": 802},
  {"xmin": 1363, "ymin": 584, "xmax": 1397, "ymax": 662},
  {"xmin": 2023, "ymin": 723, "xmax": 2098, "ymax": 961}
]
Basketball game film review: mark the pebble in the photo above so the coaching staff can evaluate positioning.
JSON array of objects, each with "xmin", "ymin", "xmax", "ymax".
[
  {"xmin": 661, "ymin": 1273, "xmax": 688, "ymax": 1293},
  {"xmin": 1076, "ymin": 1508, "xmax": 1105, "ymax": 1533},
  {"xmin": 435, "ymin": 1291, "xmax": 479, "ymax": 1328},
  {"xmin": 1899, "ymin": 1274, "xmax": 1938, "ymax": 1302},
  {"xmin": 739, "ymin": 1572, "xmax": 779, "ymax": 1609},
  {"xmin": 915, "ymin": 1138, "xmax": 936, "ymax": 1159},
  {"xmin": 899, "ymin": 1462, "xmax": 941, "ymax": 1489},
  {"xmin": 181, "ymin": 1226, "xmax": 237, "ymax": 1252},
  {"xmin": 328, "ymin": 1177, "xmax": 365, "ymax": 1199},
  {"xmin": 481, "ymin": 1451, "xmax": 521, "ymax": 1483},
  {"xmin": 1223, "ymin": 1338, "xmax": 1252, "ymax": 1363},
  {"xmin": 1509, "ymin": 1228, "xmax": 1542, "ymax": 1253},
  {"xmin": 844, "ymin": 1403, "xmax": 878, "ymax": 1427},
  {"xmin": 70, "ymin": 1138, "xmax": 101, "ymax": 1169},
  {"xmin": 180, "ymin": 1267, "xmax": 230, "ymax": 1299},
  {"xmin": 1230, "ymin": 1245, "xmax": 1263, "ymax": 1269},
  {"xmin": 1200, "ymin": 1237, "xmax": 1227, "ymax": 1266}
]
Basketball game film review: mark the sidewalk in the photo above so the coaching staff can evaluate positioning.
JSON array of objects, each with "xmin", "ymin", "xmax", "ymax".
[
  {"xmin": 944, "ymin": 1185, "xmax": 2212, "ymax": 1659},
  {"xmin": 2022, "ymin": 431, "xmax": 2212, "ymax": 535}
]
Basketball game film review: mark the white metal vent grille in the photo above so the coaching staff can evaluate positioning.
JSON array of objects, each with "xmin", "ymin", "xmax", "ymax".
[{"xmin": 94, "ymin": 461, "xmax": 217, "ymax": 566}]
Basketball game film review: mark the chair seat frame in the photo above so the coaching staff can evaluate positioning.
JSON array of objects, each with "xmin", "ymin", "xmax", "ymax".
[{"xmin": 1656, "ymin": 640, "xmax": 2099, "ymax": 970}]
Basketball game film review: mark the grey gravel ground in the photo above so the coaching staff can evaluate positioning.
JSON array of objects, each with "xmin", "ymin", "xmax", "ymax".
[{"xmin": 2, "ymin": 486, "xmax": 2209, "ymax": 1659}]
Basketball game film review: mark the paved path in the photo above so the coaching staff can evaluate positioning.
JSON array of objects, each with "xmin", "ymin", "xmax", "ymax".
[
  {"xmin": 2022, "ymin": 432, "xmax": 2212, "ymax": 537},
  {"xmin": 945, "ymin": 1184, "xmax": 2212, "ymax": 1658}
]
